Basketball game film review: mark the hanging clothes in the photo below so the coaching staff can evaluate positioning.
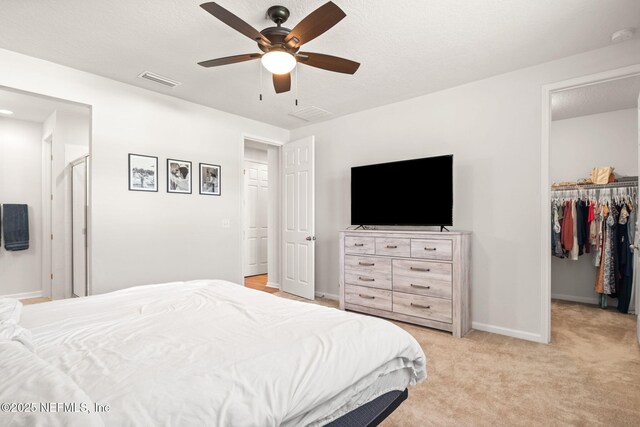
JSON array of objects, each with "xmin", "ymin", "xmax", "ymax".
[
  {"xmin": 616, "ymin": 203, "xmax": 634, "ymax": 313},
  {"xmin": 561, "ymin": 200, "xmax": 573, "ymax": 251},
  {"xmin": 602, "ymin": 202, "xmax": 618, "ymax": 296},
  {"xmin": 570, "ymin": 200, "xmax": 579, "ymax": 261},
  {"xmin": 552, "ymin": 201, "xmax": 564, "ymax": 258},
  {"xmin": 551, "ymin": 183, "xmax": 638, "ymax": 310},
  {"xmin": 591, "ymin": 202, "xmax": 603, "ymax": 266}
]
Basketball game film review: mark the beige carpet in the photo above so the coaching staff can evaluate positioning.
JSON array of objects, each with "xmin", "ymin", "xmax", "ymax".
[{"xmin": 275, "ymin": 292, "xmax": 640, "ymax": 426}]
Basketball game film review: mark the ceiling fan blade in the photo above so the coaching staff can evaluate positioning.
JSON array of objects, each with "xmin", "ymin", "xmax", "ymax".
[
  {"xmin": 273, "ymin": 73, "xmax": 291, "ymax": 94},
  {"xmin": 297, "ymin": 52, "xmax": 360, "ymax": 74},
  {"xmin": 198, "ymin": 53, "xmax": 262, "ymax": 68},
  {"xmin": 284, "ymin": 2, "xmax": 346, "ymax": 48},
  {"xmin": 200, "ymin": 2, "xmax": 271, "ymax": 46}
]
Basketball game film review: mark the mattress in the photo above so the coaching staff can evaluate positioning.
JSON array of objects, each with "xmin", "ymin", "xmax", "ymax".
[{"xmin": 2, "ymin": 280, "xmax": 426, "ymax": 426}]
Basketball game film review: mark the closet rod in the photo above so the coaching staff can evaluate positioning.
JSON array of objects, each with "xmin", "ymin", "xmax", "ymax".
[{"xmin": 551, "ymin": 181, "xmax": 638, "ymax": 191}]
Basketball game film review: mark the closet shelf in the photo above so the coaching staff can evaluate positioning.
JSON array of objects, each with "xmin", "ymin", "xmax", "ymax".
[{"xmin": 551, "ymin": 181, "xmax": 638, "ymax": 191}]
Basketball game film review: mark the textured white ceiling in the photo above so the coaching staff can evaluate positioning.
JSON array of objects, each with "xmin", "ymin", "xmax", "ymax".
[
  {"xmin": 0, "ymin": 87, "xmax": 90, "ymax": 123},
  {"xmin": 0, "ymin": 0, "xmax": 638, "ymax": 129},
  {"xmin": 551, "ymin": 75, "xmax": 640, "ymax": 121}
]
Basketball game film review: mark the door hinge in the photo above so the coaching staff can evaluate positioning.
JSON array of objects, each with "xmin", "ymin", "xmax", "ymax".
[
  {"xmin": 51, "ymin": 194, "xmax": 53, "ymax": 201},
  {"xmin": 50, "ymin": 273, "xmax": 54, "ymax": 280},
  {"xmin": 51, "ymin": 234, "xmax": 53, "ymax": 240}
]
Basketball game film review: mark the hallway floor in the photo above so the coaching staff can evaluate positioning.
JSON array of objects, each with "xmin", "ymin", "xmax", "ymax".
[{"xmin": 244, "ymin": 274, "xmax": 278, "ymax": 294}]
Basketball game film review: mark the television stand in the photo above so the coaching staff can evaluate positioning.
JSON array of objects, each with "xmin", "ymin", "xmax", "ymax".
[{"xmin": 440, "ymin": 226, "xmax": 450, "ymax": 232}]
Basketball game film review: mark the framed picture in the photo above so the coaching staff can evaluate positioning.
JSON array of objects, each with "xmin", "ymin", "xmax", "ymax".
[
  {"xmin": 167, "ymin": 158, "xmax": 192, "ymax": 194},
  {"xmin": 199, "ymin": 163, "xmax": 221, "ymax": 196},
  {"xmin": 128, "ymin": 154, "xmax": 158, "ymax": 192}
]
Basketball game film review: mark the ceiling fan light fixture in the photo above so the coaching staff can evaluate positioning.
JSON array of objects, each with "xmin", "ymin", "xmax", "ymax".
[{"xmin": 261, "ymin": 51, "xmax": 296, "ymax": 75}]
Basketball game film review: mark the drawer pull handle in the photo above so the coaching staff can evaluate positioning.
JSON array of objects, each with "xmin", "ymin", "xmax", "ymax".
[
  {"xmin": 359, "ymin": 262, "xmax": 375, "ymax": 266},
  {"xmin": 354, "ymin": 243, "xmax": 364, "ymax": 247},
  {"xmin": 424, "ymin": 247, "xmax": 437, "ymax": 251},
  {"xmin": 411, "ymin": 303, "xmax": 431, "ymax": 309},
  {"xmin": 386, "ymin": 245, "xmax": 398, "ymax": 249},
  {"xmin": 359, "ymin": 294, "xmax": 375, "ymax": 299},
  {"xmin": 410, "ymin": 284, "xmax": 431, "ymax": 289},
  {"xmin": 410, "ymin": 267, "xmax": 431, "ymax": 272},
  {"xmin": 358, "ymin": 276, "xmax": 375, "ymax": 282}
]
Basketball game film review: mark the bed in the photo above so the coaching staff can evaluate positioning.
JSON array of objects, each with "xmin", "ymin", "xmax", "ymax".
[{"xmin": 0, "ymin": 280, "xmax": 426, "ymax": 426}]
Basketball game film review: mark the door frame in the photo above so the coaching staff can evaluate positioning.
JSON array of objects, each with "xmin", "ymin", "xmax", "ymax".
[
  {"xmin": 540, "ymin": 64, "xmax": 640, "ymax": 344},
  {"xmin": 239, "ymin": 134, "xmax": 285, "ymax": 288},
  {"xmin": 71, "ymin": 154, "xmax": 90, "ymax": 297},
  {"xmin": 41, "ymin": 134, "xmax": 53, "ymax": 298}
]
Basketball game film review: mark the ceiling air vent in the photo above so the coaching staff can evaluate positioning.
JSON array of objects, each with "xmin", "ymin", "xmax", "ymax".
[
  {"xmin": 288, "ymin": 106, "xmax": 332, "ymax": 122},
  {"xmin": 137, "ymin": 71, "xmax": 181, "ymax": 88}
]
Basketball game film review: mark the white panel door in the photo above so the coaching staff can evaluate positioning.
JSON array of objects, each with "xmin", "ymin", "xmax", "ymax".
[
  {"xmin": 71, "ymin": 160, "xmax": 87, "ymax": 297},
  {"xmin": 282, "ymin": 136, "xmax": 315, "ymax": 299},
  {"xmin": 244, "ymin": 161, "xmax": 269, "ymax": 276}
]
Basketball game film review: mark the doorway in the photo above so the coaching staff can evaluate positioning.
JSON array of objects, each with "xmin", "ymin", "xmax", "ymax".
[
  {"xmin": 0, "ymin": 86, "xmax": 91, "ymax": 301},
  {"xmin": 244, "ymin": 141, "xmax": 270, "ymax": 289},
  {"xmin": 241, "ymin": 135, "xmax": 317, "ymax": 300},
  {"xmin": 242, "ymin": 138, "xmax": 281, "ymax": 293},
  {"xmin": 541, "ymin": 65, "xmax": 640, "ymax": 344}
]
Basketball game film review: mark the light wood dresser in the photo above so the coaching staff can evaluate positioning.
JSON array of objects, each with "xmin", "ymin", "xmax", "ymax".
[{"xmin": 339, "ymin": 229, "xmax": 471, "ymax": 337}]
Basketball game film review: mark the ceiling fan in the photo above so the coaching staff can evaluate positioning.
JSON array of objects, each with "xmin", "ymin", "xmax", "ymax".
[{"xmin": 197, "ymin": 1, "xmax": 360, "ymax": 94}]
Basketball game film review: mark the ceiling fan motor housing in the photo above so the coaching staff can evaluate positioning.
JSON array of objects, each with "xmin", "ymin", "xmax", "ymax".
[{"xmin": 258, "ymin": 26, "xmax": 298, "ymax": 53}]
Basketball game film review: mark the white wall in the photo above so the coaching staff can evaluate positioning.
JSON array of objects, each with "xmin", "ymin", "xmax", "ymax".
[
  {"xmin": 550, "ymin": 109, "xmax": 638, "ymax": 182},
  {"xmin": 244, "ymin": 146, "xmax": 268, "ymax": 163},
  {"xmin": 0, "ymin": 117, "xmax": 43, "ymax": 296},
  {"xmin": 290, "ymin": 39, "xmax": 640, "ymax": 341},
  {"xmin": 550, "ymin": 108, "xmax": 638, "ymax": 304},
  {"xmin": 0, "ymin": 48, "xmax": 289, "ymax": 295}
]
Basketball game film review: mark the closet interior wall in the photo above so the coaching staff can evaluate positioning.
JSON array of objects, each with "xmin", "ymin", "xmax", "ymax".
[{"xmin": 550, "ymin": 108, "xmax": 638, "ymax": 306}]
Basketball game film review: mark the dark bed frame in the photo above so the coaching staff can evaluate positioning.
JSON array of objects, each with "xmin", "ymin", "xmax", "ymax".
[{"xmin": 325, "ymin": 389, "xmax": 408, "ymax": 427}]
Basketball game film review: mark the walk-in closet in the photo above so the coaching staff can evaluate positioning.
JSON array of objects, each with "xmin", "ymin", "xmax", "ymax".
[{"xmin": 549, "ymin": 74, "xmax": 640, "ymax": 340}]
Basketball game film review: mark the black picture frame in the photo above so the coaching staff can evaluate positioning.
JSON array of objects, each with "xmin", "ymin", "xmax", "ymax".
[
  {"xmin": 199, "ymin": 163, "xmax": 221, "ymax": 196},
  {"xmin": 167, "ymin": 158, "xmax": 192, "ymax": 194},
  {"xmin": 128, "ymin": 154, "xmax": 158, "ymax": 192}
]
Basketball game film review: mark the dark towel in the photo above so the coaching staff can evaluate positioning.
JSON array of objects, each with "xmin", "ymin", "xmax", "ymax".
[{"xmin": 3, "ymin": 204, "xmax": 29, "ymax": 251}]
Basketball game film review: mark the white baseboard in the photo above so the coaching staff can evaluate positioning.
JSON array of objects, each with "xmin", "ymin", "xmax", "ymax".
[
  {"xmin": 1, "ymin": 290, "xmax": 43, "ymax": 300},
  {"xmin": 551, "ymin": 293, "xmax": 618, "ymax": 307},
  {"xmin": 472, "ymin": 321, "xmax": 544, "ymax": 343},
  {"xmin": 266, "ymin": 282, "xmax": 280, "ymax": 290},
  {"xmin": 315, "ymin": 291, "xmax": 339, "ymax": 301}
]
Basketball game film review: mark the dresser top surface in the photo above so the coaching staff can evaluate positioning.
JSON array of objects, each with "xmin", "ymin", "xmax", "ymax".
[{"xmin": 341, "ymin": 229, "xmax": 471, "ymax": 236}]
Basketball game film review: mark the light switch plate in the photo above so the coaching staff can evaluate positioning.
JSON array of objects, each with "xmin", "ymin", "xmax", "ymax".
[{"xmin": 222, "ymin": 219, "xmax": 231, "ymax": 229}]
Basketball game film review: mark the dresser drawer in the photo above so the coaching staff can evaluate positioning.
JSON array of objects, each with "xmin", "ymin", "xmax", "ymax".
[
  {"xmin": 345, "ymin": 284, "xmax": 392, "ymax": 311},
  {"xmin": 344, "ymin": 255, "xmax": 392, "ymax": 289},
  {"xmin": 345, "ymin": 236, "xmax": 375, "ymax": 255},
  {"xmin": 393, "ymin": 292, "xmax": 452, "ymax": 323},
  {"xmin": 392, "ymin": 259, "xmax": 452, "ymax": 299},
  {"xmin": 375, "ymin": 237, "xmax": 410, "ymax": 257},
  {"xmin": 411, "ymin": 239, "xmax": 453, "ymax": 261}
]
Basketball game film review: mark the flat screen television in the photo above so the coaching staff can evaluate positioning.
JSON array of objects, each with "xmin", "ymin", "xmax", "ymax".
[{"xmin": 351, "ymin": 155, "xmax": 453, "ymax": 226}]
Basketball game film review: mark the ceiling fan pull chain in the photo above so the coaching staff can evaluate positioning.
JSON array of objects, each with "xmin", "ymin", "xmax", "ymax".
[
  {"xmin": 295, "ymin": 67, "xmax": 299, "ymax": 106},
  {"xmin": 259, "ymin": 61, "xmax": 263, "ymax": 101}
]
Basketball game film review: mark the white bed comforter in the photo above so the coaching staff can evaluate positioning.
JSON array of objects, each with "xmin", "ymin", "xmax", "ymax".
[{"xmin": 7, "ymin": 280, "xmax": 426, "ymax": 426}]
